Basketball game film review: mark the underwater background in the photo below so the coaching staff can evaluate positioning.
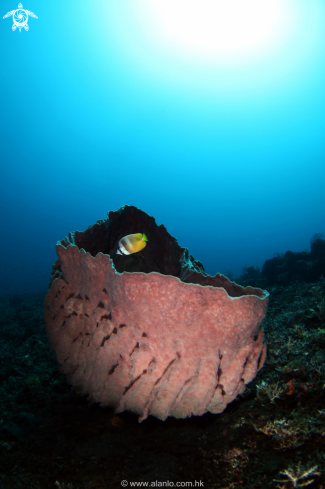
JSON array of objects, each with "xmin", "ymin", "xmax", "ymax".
[
  {"xmin": 1, "ymin": 2, "xmax": 325, "ymax": 488},
  {"xmin": 1, "ymin": 0, "xmax": 325, "ymax": 297}
]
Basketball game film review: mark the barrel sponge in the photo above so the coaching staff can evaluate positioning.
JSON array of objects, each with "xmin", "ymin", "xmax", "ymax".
[{"xmin": 44, "ymin": 206, "xmax": 268, "ymax": 422}]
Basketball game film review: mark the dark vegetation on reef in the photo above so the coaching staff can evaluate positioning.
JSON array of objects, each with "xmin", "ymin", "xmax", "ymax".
[
  {"xmin": 0, "ymin": 235, "xmax": 325, "ymax": 488},
  {"xmin": 236, "ymin": 233, "xmax": 325, "ymax": 289}
]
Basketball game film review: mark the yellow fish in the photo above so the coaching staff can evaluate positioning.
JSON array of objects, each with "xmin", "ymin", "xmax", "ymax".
[{"xmin": 116, "ymin": 233, "xmax": 148, "ymax": 255}]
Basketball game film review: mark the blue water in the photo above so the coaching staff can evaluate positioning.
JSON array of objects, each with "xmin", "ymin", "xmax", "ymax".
[{"xmin": 1, "ymin": 0, "xmax": 325, "ymax": 297}]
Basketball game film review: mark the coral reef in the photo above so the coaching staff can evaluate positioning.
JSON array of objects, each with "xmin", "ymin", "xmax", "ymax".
[
  {"xmin": 44, "ymin": 206, "xmax": 269, "ymax": 421},
  {"xmin": 262, "ymin": 234, "xmax": 325, "ymax": 286},
  {"xmin": 1, "ymin": 275, "xmax": 325, "ymax": 488}
]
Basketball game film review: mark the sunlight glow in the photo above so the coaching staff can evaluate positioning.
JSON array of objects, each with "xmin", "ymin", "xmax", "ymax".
[{"xmin": 138, "ymin": 0, "xmax": 293, "ymax": 62}]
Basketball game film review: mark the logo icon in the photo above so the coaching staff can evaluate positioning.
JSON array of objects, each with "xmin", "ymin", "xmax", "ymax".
[{"xmin": 3, "ymin": 3, "xmax": 38, "ymax": 32}]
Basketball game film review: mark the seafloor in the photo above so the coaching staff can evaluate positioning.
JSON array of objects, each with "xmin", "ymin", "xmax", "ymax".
[{"xmin": 0, "ymin": 278, "xmax": 325, "ymax": 488}]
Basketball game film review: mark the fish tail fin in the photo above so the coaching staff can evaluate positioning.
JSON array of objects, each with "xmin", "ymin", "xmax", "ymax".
[{"xmin": 142, "ymin": 233, "xmax": 148, "ymax": 242}]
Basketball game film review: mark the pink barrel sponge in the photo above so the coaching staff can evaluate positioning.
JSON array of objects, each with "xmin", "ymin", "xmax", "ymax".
[{"xmin": 44, "ymin": 206, "xmax": 268, "ymax": 421}]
